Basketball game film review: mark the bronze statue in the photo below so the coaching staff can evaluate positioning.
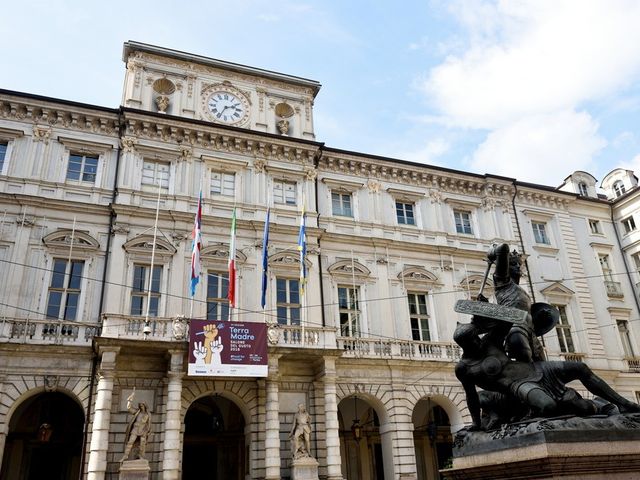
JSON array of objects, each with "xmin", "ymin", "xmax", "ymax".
[
  {"xmin": 289, "ymin": 403, "xmax": 312, "ymax": 459},
  {"xmin": 120, "ymin": 390, "xmax": 151, "ymax": 462},
  {"xmin": 455, "ymin": 327, "xmax": 640, "ymax": 430},
  {"xmin": 454, "ymin": 243, "xmax": 640, "ymax": 430}
]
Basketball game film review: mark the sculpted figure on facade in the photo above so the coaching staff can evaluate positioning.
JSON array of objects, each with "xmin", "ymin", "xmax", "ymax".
[
  {"xmin": 289, "ymin": 403, "xmax": 313, "ymax": 459},
  {"xmin": 121, "ymin": 390, "xmax": 152, "ymax": 462},
  {"xmin": 453, "ymin": 243, "xmax": 640, "ymax": 431}
]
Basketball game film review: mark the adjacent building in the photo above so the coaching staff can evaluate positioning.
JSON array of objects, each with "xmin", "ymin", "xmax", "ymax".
[{"xmin": 0, "ymin": 42, "xmax": 639, "ymax": 480}]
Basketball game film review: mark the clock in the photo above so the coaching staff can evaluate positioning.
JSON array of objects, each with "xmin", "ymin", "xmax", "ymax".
[{"xmin": 203, "ymin": 87, "xmax": 250, "ymax": 126}]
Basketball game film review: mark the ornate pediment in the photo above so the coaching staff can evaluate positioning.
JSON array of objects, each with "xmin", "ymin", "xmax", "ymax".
[
  {"xmin": 328, "ymin": 259, "xmax": 370, "ymax": 280},
  {"xmin": 123, "ymin": 234, "xmax": 176, "ymax": 262},
  {"xmin": 201, "ymin": 243, "xmax": 247, "ymax": 265},
  {"xmin": 268, "ymin": 250, "xmax": 312, "ymax": 273},
  {"xmin": 398, "ymin": 267, "xmax": 441, "ymax": 289},
  {"xmin": 460, "ymin": 274, "xmax": 494, "ymax": 296},
  {"xmin": 540, "ymin": 282, "xmax": 575, "ymax": 303},
  {"xmin": 43, "ymin": 229, "xmax": 100, "ymax": 256}
]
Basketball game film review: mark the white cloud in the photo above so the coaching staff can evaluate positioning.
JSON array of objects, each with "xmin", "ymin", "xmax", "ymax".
[
  {"xmin": 424, "ymin": 1, "xmax": 640, "ymax": 129},
  {"xmin": 470, "ymin": 110, "xmax": 606, "ymax": 185},
  {"xmin": 395, "ymin": 139, "xmax": 450, "ymax": 166},
  {"xmin": 619, "ymin": 153, "xmax": 640, "ymax": 174}
]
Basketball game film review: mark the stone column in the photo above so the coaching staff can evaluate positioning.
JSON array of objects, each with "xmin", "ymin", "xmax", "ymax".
[
  {"xmin": 264, "ymin": 355, "xmax": 281, "ymax": 480},
  {"xmin": 323, "ymin": 357, "xmax": 343, "ymax": 480},
  {"xmin": 87, "ymin": 347, "xmax": 119, "ymax": 480},
  {"xmin": 162, "ymin": 350, "xmax": 184, "ymax": 480}
]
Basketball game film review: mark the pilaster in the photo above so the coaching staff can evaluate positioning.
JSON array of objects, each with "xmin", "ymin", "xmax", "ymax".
[
  {"xmin": 162, "ymin": 350, "xmax": 184, "ymax": 480},
  {"xmin": 323, "ymin": 357, "xmax": 343, "ymax": 480},
  {"xmin": 87, "ymin": 347, "xmax": 119, "ymax": 480},
  {"xmin": 265, "ymin": 354, "xmax": 281, "ymax": 480}
]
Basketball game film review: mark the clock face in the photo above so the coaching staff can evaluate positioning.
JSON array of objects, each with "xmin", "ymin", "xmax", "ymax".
[{"xmin": 207, "ymin": 91, "xmax": 247, "ymax": 124}]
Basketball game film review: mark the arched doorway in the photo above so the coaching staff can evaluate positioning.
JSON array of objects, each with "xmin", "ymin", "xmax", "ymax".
[
  {"xmin": 0, "ymin": 392, "xmax": 84, "ymax": 480},
  {"xmin": 413, "ymin": 399, "xmax": 453, "ymax": 480},
  {"xmin": 182, "ymin": 395, "xmax": 246, "ymax": 480},
  {"xmin": 338, "ymin": 396, "xmax": 384, "ymax": 480}
]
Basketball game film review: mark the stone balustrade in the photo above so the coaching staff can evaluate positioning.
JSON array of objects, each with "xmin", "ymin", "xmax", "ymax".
[
  {"xmin": 0, "ymin": 317, "xmax": 99, "ymax": 345},
  {"xmin": 337, "ymin": 336, "xmax": 461, "ymax": 362},
  {"xmin": 100, "ymin": 313, "xmax": 177, "ymax": 341},
  {"xmin": 272, "ymin": 324, "xmax": 337, "ymax": 349}
]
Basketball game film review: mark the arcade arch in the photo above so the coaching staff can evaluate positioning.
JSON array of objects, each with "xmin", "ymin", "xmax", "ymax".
[{"xmin": 0, "ymin": 391, "xmax": 84, "ymax": 480}]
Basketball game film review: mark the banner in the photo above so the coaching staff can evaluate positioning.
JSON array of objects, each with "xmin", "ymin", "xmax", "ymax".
[{"xmin": 188, "ymin": 320, "xmax": 268, "ymax": 377}]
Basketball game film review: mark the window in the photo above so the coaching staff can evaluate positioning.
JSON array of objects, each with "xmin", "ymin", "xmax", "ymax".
[
  {"xmin": 211, "ymin": 171, "xmax": 235, "ymax": 196},
  {"xmin": 46, "ymin": 259, "xmax": 84, "ymax": 320},
  {"xmin": 454, "ymin": 210, "xmax": 473, "ymax": 234},
  {"xmin": 408, "ymin": 292, "xmax": 430, "ymax": 342},
  {"xmin": 599, "ymin": 254, "xmax": 614, "ymax": 282},
  {"xmin": 66, "ymin": 153, "xmax": 98, "ymax": 183},
  {"xmin": 578, "ymin": 182, "xmax": 589, "ymax": 196},
  {"xmin": 273, "ymin": 179, "xmax": 297, "ymax": 205},
  {"xmin": 617, "ymin": 320, "xmax": 635, "ymax": 357},
  {"xmin": 554, "ymin": 306, "xmax": 575, "ymax": 353},
  {"xmin": 632, "ymin": 253, "xmax": 640, "ymax": 274},
  {"xmin": 613, "ymin": 180, "xmax": 626, "ymax": 198},
  {"xmin": 0, "ymin": 142, "xmax": 7, "ymax": 173},
  {"xmin": 338, "ymin": 286, "xmax": 360, "ymax": 337},
  {"xmin": 207, "ymin": 272, "xmax": 229, "ymax": 321},
  {"xmin": 276, "ymin": 278, "xmax": 300, "ymax": 325},
  {"xmin": 588, "ymin": 219, "xmax": 601, "ymax": 235},
  {"xmin": 331, "ymin": 192, "xmax": 353, "ymax": 217},
  {"xmin": 623, "ymin": 216, "xmax": 637, "ymax": 234},
  {"xmin": 396, "ymin": 201, "xmax": 415, "ymax": 225},
  {"xmin": 130, "ymin": 265, "xmax": 162, "ymax": 316},
  {"xmin": 532, "ymin": 222, "xmax": 550, "ymax": 244},
  {"xmin": 142, "ymin": 160, "xmax": 170, "ymax": 190}
]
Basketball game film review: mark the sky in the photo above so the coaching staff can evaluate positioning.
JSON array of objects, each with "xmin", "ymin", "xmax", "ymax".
[{"xmin": 2, "ymin": 0, "xmax": 640, "ymax": 188}]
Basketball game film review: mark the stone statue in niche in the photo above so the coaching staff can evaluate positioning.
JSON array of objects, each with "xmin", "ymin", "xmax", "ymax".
[
  {"xmin": 120, "ymin": 389, "xmax": 152, "ymax": 462},
  {"xmin": 453, "ymin": 243, "xmax": 640, "ymax": 431},
  {"xmin": 277, "ymin": 119, "xmax": 290, "ymax": 135},
  {"xmin": 155, "ymin": 95, "xmax": 170, "ymax": 114},
  {"xmin": 289, "ymin": 403, "xmax": 313, "ymax": 459}
]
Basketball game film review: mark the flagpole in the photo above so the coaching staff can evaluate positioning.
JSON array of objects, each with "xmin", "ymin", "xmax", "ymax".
[
  {"xmin": 261, "ymin": 194, "xmax": 271, "ymax": 324},
  {"xmin": 58, "ymin": 216, "xmax": 76, "ymax": 344},
  {"xmin": 228, "ymin": 205, "xmax": 237, "ymax": 322},
  {"xmin": 144, "ymin": 182, "xmax": 162, "ymax": 338}
]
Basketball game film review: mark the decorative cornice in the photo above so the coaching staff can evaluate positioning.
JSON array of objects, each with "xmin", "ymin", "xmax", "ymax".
[
  {"xmin": 0, "ymin": 98, "xmax": 119, "ymax": 135},
  {"xmin": 123, "ymin": 113, "xmax": 318, "ymax": 165},
  {"xmin": 318, "ymin": 153, "xmax": 515, "ymax": 198}
]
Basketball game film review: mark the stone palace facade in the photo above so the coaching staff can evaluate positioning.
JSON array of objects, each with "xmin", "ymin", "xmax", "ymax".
[{"xmin": 0, "ymin": 42, "xmax": 639, "ymax": 480}]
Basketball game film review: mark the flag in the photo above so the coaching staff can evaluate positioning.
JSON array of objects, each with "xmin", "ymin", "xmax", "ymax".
[
  {"xmin": 190, "ymin": 191, "xmax": 203, "ymax": 297},
  {"xmin": 228, "ymin": 207, "xmax": 237, "ymax": 308},
  {"xmin": 297, "ymin": 198, "xmax": 307, "ymax": 294},
  {"xmin": 260, "ymin": 207, "xmax": 270, "ymax": 309}
]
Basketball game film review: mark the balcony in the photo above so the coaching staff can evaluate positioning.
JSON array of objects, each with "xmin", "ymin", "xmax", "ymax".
[
  {"xmin": 0, "ymin": 317, "xmax": 99, "ymax": 346},
  {"xmin": 604, "ymin": 280, "xmax": 624, "ymax": 298},
  {"xmin": 269, "ymin": 324, "xmax": 337, "ymax": 349},
  {"xmin": 625, "ymin": 357, "xmax": 640, "ymax": 373},
  {"xmin": 101, "ymin": 314, "xmax": 178, "ymax": 341},
  {"xmin": 337, "ymin": 336, "xmax": 461, "ymax": 362},
  {"xmin": 561, "ymin": 352, "xmax": 586, "ymax": 363}
]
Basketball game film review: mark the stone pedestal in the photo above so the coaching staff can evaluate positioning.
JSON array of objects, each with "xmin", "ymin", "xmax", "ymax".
[
  {"xmin": 291, "ymin": 456, "xmax": 320, "ymax": 480},
  {"xmin": 119, "ymin": 459, "xmax": 150, "ymax": 480},
  {"xmin": 442, "ymin": 414, "xmax": 640, "ymax": 480}
]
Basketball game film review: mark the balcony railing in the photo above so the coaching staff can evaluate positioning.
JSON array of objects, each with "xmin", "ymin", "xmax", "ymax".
[
  {"xmin": 561, "ymin": 352, "xmax": 586, "ymax": 363},
  {"xmin": 337, "ymin": 336, "xmax": 461, "ymax": 362},
  {"xmin": 0, "ymin": 317, "xmax": 99, "ymax": 345},
  {"xmin": 625, "ymin": 357, "xmax": 640, "ymax": 373},
  {"xmin": 604, "ymin": 280, "xmax": 624, "ymax": 298},
  {"xmin": 101, "ymin": 314, "xmax": 178, "ymax": 341},
  {"xmin": 270, "ymin": 324, "xmax": 337, "ymax": 348}
]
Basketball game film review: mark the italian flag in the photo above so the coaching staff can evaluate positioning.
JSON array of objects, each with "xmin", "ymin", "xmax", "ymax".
[{"xmin": 228, "ymin": 207, "xmax": 237, "ymax": 308}]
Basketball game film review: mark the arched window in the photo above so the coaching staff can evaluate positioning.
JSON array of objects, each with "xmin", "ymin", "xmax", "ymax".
[
  {"xmin": 578, "ymin": 182, "xmax": 588, "ymax": 196},
  {"xmin": 613, "ymin": 180, "xmax": 626, "ymax": 198}
]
